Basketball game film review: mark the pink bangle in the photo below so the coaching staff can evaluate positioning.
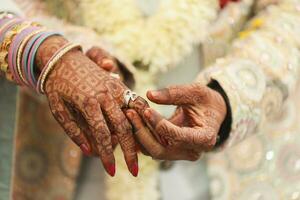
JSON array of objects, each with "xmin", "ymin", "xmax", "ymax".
[
  {"xmin": 21, "ymin": 31, "xmax": 44, "ymax": 88},
  {"xmin": 26, "ymin": 31, "xmax": 62, "ymax": 89},
  {"xmin": 8, "ymin": 26, "xmax": 39, "ymax": 85},
  {"xmin": 0, "ymin": 18, "xmax": 23, "ymax": 44},
  {"xmin": 17, "ymin": 27, "xmax": 45, "ymax": 86}
]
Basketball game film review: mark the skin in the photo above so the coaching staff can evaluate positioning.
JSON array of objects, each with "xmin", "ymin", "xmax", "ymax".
[
  {"xmin": 86, "ymin": 46, "xmax": 123, "ymax": 81},
  {"xmin": 87, "ymin": 50, "xmax": 227, "ymax": 160},
  {"xmin": 35, "ymin": 37, "xmax": 138, "ymax": 177},
  {"xmin": 127, "ymin": 83, "xmax": 227, "ymax": 160}
]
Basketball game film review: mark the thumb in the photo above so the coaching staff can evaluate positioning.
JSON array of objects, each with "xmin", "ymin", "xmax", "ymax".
[{"xmin": 147, "ymin": 84, "xmax": 197, "ymax": 105}]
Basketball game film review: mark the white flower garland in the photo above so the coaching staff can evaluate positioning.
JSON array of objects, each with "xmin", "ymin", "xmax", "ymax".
[{"xmin": 80, "ymin": 0, "xmax": 219, "ymax": 73}]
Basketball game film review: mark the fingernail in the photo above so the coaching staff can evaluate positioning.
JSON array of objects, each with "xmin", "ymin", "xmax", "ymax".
[
  {"xmin": 130, "ymin": 162, "xmax": 139, "ymax": 177},
  {"xmin": 148, "ymin": 90, "xmax": 159, "ymax": 98},
  {"xmin": 126, "ymin": 111, "xmax": 133, "ymax": 119},
  {"xmin": 102, "ymin": 59, "xmax": 114, "ymax": 68},
  {"xmin": 144, "ymin": 109, "xmax": 151, "ymax": 119},
  {"xmin": 80, "ymin": 144, "xmax": 91, "ymax": 156},
  {"xmin": 107, "ymin": 163, "xmax": 116, "ymax": 177}
]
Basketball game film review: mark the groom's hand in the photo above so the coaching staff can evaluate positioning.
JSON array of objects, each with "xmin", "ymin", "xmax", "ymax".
[{"xmin": 127, "ymin": 83, "xmax": 226, "ymax": 160}]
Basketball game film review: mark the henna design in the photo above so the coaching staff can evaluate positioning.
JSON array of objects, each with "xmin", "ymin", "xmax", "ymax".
[
  {"xmin": 36, "ymin": 36, "xmax": 139, "ymax": 176},
  {"xmin": 35, "ymin": 35, "xmax": 68, "ymax": 71},
  {"xmin": 86, "ymin": 46, "xmax": 123, "ymax": 80},
  {"xmin": 128, "ymin": 83, "xmax": 226, "ymax": 161},
  {"xmin": 126, "ymin": 109, "xmax": 199, "ymax": 161},
  {"xmin": 145, "ymin": 83, "xmax": 226, "ymax": 151},
  {"xmin": 128, "ymin": 96, "xmax": 150, "ymax": 116}
]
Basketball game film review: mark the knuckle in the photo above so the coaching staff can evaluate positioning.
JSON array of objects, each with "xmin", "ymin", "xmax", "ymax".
[
  {"xmin": 204, "ymin": 130, "xmax": 217, "ymax": 150},
  {"xmin": 119, "ymin": 134, "xmax": 134, "ymax": 148},
  {"xmin": 125, "ymin": 150, "xmax": 137, "ymax": 159},
  {"xmin": 156, "ymin": 122, "xmax": 168, "ymax": 136},
  {"xmin": 50, "ymin": 109, "xmax": 66, "ymax": 125},
  {"xmin": 64, "ymin": 121, "xmax": 81, "ymax": 136},
  {"xmin": 151, "ymin": 148, "xmax": 164, "ymax": 159},
  {"xmin": 188, "ymin": 155, "xmax": 199, "ymax": 161}
]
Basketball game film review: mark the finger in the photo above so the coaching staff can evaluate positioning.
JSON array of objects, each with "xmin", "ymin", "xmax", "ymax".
[
  {"xmin": 102, "ymin": 59, "xmax": 119, "ymax": 73},
  {"xmin": 80, "ymin": 97, "xmax": 116, "ymax": 177},
  {"xmin": 111, "ymin": 134, "xmax": 119, "ymax": 150},
  {"xmin": 126, "ymin": 109, "xmax": 199, "ymax": 161},
  {"xmin": 86, "ymin": 46, "xmax": 119, "ymax": 73},
  {"xmin": 144, "ymin": 108, "xmax": 217, "ymax": 151},
  {"xmin": 147, "ymin": 83, "xmax": 208, "ymax": 105},
  {"xmin": 128, "ymin": 96, "xmax": 150, "ymax": 117},
  {"xmin": 168, "ymin": 107, "xmax": 185, "ymax": 127},
  {"xmin": 47, "ymin": 93, "xmax": 92, "ymax": 156},
  {"xmin": 127, "ymin": 96, "xmax": 159, "ymax": 140},
  {"xmin": 142, "ymin": 108, "xmax": 168, "ymax": 146},
  {"xmin": 123, "ymin": 108, "xmax": 149, "ymax": 155},
  {"xmin": 64, "ymin": 101, "xmax": 100, "ymax": 156},
  {"xmin": 100, "ymin": 93, "xmax": 139, "ymax": 177}
]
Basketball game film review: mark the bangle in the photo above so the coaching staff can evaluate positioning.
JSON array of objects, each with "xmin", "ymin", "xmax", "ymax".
[
  {"xmin": 16, "ymin": 27, "xmax": 46, "ymax": 85},
  {"xmin": 22, "ymin": 31, "xmax": 45, "ymax": 87},
  {"xmin": 0, "ymin": 17, "xmax": 15, "ymax": 34},
  {"xmin": 0, "ymin": 18, "xmax": 24, "ymax": 50},
  {"xmin": 26, "ymin": 31, "xmax": 62, "ymax": 89},
  {"xmin": 0, "ymin": 18, "xmax": 24, "ymax": 74},
  {"xmin": 0, "ymin": 19, "xmax": 28, "ymax": 77},
  {"xmin": 8, "ymin": 26, "xmax": 42, "ymax": 85},
  {"xmin": 0, "ymin": 51, "xmax": 8, "ymax": 72},
  {"xmin": 37, "ymin": 43, "xmax": 82, "ymax": 94},
  {"xmin": 6, "ymin": 21, "xmax": 39, "ymax": 82},
  {"xmin": 0, "ymin": 17, "xmax": 21, "ymax": 42}
]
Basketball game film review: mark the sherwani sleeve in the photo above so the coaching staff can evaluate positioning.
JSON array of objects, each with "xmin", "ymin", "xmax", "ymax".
[{"xmin": 196, "ymin": 0, "xmax": 300, "ymax": 149}]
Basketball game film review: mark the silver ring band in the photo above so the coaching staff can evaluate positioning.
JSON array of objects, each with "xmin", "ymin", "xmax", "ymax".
[
  {"xmin": 124, "ymin": 89, "xmax": 138, "ymax": 107},
  {"xmin": 110, "ymin": 72, "xmax": 120, "ymax": 79}
]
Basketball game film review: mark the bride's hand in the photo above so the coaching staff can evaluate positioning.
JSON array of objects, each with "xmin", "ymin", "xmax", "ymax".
[{"xmin": 37, "ymin": 36, "xmax": 139, "ymax": 177}]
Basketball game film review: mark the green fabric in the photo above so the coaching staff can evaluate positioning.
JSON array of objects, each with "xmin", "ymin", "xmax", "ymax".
[{"xmin": 0, "ymin": 77, "xmax": 18, "ymax": 200}]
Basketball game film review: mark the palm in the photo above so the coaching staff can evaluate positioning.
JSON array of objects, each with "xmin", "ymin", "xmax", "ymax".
[{"xmin": 170, "ymin": 106, "xmax": 203, "ymax": 128}]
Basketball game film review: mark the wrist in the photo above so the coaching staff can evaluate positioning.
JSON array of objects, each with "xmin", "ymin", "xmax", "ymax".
[
  {"xmin": 207, "ymin": 80, "xmax": 232, "ymax": 148},
  {"xmin": 35, "ymin": 35, "xmax": 69, "ymax": 71}
]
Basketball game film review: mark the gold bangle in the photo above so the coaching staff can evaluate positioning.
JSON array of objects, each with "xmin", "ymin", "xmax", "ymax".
[
  {"xmin": 0, "ymin": 51, "xmax": 8, "ymax": 71},
  {"xmin": 1, "ymin": 21, "xmax": 32, "ymax": 50},
  {"xmin": 0, "ymin": 21, "xmax": 40, "ymax": 73},
  {"xmin": 0, "ymin": 21, "xmax": 29, "ymax": 73},
  {"xmin": 16, "ymin": 27, "xmax": 46, "ymax": 84},
  {"xmin": 38, "ymin": 43, "xmax": 82, "ymax": 93},
  {"xmin": 5, "ymin": 69, "xmax": 13, "ymax": 81},
  {"xmin": 0, "ymin": 17, "xmax": 18, "ymax": 34}
]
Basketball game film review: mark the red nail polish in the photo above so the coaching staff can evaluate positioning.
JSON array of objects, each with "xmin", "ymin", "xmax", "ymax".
[
  {"xmin": 107, "ymin": 163, "xmax": 116, "ymax": 177},
  {"xmin": 130, "ymin": 162, "xmax": 139, "ymax": 177},
  {"xmin": 80, "ymin": 144, "xmax": 91, "ymax": 156}
]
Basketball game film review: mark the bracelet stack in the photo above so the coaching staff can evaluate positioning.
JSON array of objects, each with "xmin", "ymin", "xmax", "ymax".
[{"xmin": 0, "ymin": 12, "xmax": 82, "ymax": 94}]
